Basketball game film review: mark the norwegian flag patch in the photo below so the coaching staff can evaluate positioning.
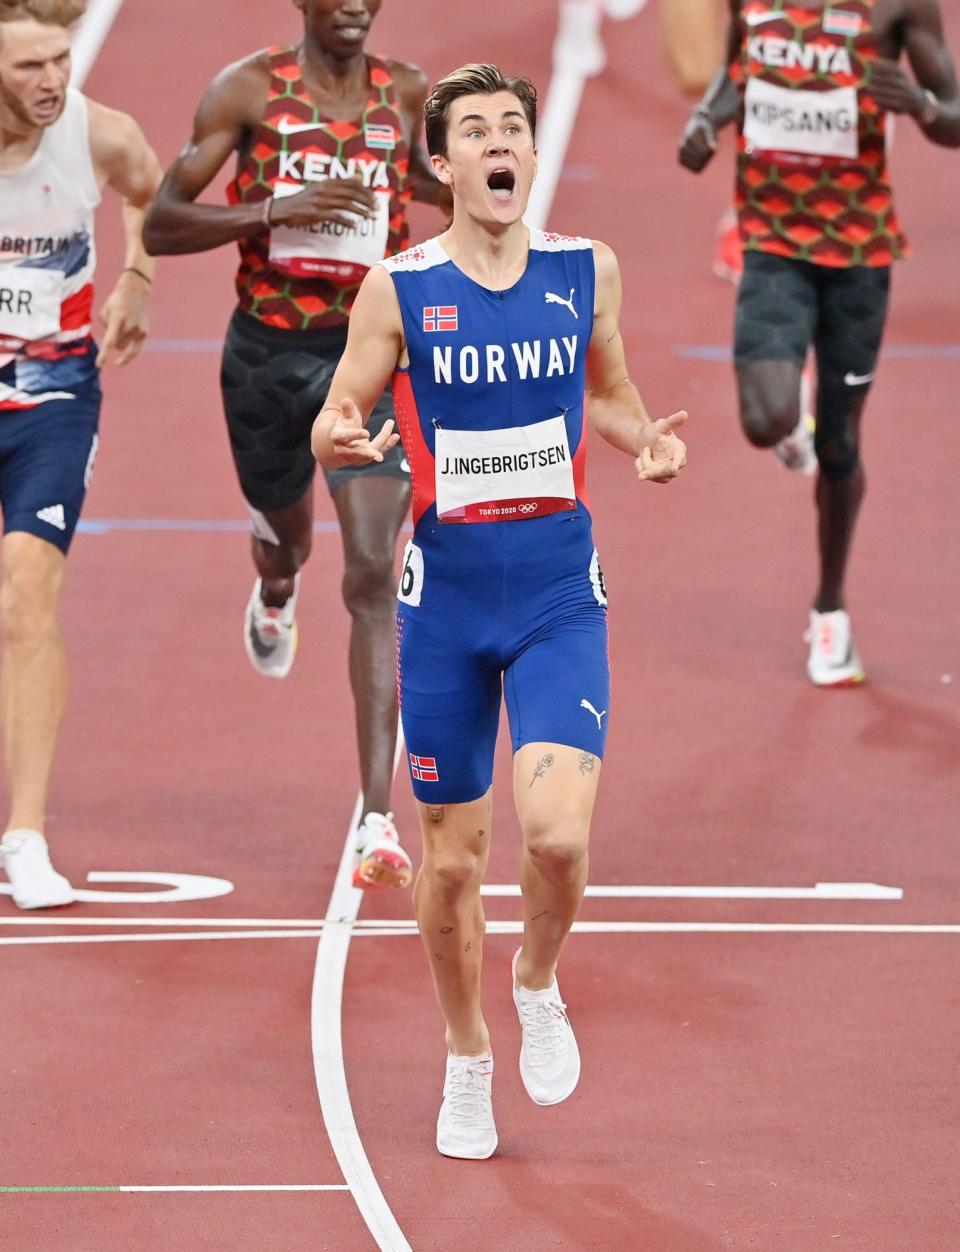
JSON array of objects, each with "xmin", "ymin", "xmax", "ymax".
[
  {"xmin": 423, "ymin": 305, "xmax": 458, "ymax": 333},
  {"xmin": 822, "ymin": 8, "xmax": 862, "ymax": 35},
  {"xmin": 410, "ymin": 754, "xmax": 439, "ymax": 782},
  {"xmin": 364, "ymin": 123, "xmax": 396, "ymax": 150}
]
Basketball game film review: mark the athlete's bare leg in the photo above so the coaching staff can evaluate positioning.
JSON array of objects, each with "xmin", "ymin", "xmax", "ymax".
[
  {"xmin": 737, "ymin": 360, "xmax": 867, "ymax": 611},
  {"xmin": 414, "ymin": 791, "xmax": 492, "ymax": 1055},
  {"xmin": 332, "ymin": 475, "xmax": 411, "ymax": 817},
  {"xmin": 251, "ymin": 490, "xmax": 314, "ymax": 608},
  {"xmin": 813, "ymin": 392, "xmax": 867, "ymax": 613},
  {"xmin": 512, "ymin": 742, "xmax": 600, "ymax": 991},
  {"xmin": 661, "ymin": 0, "xmax": 723, "ymax": 97},
  {"xmin": 1, "ymin": 534, "xmax": 68, "ymax": 832}
]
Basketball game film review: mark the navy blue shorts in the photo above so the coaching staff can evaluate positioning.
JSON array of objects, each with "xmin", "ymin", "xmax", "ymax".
[
  {"xmin": 397, "ymin": 539, "xmax": 610, "ymax": 805},
  {"xmin": 0, "ymin": 352, "xmax": 101, "ymax": 555}
]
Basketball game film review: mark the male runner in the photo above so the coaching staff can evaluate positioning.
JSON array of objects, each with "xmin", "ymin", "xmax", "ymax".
[
  {"xmin": 0, "ymin": 0, "xmax": 160, "ymax": 908},
  {"xmin": 679, "ymin": 0, "xmax": 959, "ymax": 684},
  {"xmin": 144, "ymin": 0, "xmax": 451, "ymax": 888},
  {"xmin": 313, "ymin": 63, "xmax": 687, "ymax": 1158}
]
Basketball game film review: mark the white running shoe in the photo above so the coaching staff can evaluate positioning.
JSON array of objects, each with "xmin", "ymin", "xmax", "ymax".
[
  {"xmin": 436, "ymin": 1052, "xmax": 498, "ymax": 1160},
  {"xmin": 352, "ymin": 811, "xmax": 413, "ymax": 890},
  {"xmin": 243, "ymin": 576, "xmax": 299, "ymax": 678},
  {"xmin": 512, "ymin": 949, "xmax": 581, "ymax": 1106},
  {"xmin": 775, "ymin": 410, "xmax": 816, "ymax": 475},
  {"xmin": 806, "ymin": 609, "xmax": 866, "ymax": 687},
  {"xmin": 1, "ymin": 829, "xmax": 74, "ymax": 910}
]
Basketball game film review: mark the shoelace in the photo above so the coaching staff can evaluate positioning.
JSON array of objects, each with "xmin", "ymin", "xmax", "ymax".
[
  {"xmin": 518, "ymin": 995, "xmax": 570, "ymax": 1068},
  {"xmin": 445, "ymin": 1062, "xmax": 493, "ymax": 1127}
]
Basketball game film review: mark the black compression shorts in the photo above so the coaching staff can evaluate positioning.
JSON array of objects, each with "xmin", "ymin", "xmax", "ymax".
[
  {"xmin": 220, "ymin": 307, "xmax": 408, "ymax": 512},
  {"xmin": 734, "ymin": 251, "xmax": 891, "ymax": 391}
]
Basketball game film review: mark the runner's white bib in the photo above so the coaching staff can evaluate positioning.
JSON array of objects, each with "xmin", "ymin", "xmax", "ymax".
[
  {"xmin": 435, "ymin": 414, "xmax": 576, "ymax": 524},
  {"xmin": 744, "ymin": 78, "xmax": 859, "ymax": 160},
  {"xmin": 268, "ymin": 180, "xmax": 389, "ymax": 281}
]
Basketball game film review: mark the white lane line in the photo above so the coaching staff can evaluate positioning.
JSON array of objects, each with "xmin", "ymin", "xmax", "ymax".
[
  {"xmin": 4, "ymin": 921, "xmax": 960, "ymax": 948},
  {"xmin": 70, "ymin": 0, "xmax": 127, "ymax": 88},
  {"xmin": 310, "ymin": 742, "xmax": 412, "ymax": 1252},
  {"xmin": 0, "ymin": 881, "xmax": 904, "ymax": 926},
  {"xmin": 482, "ymin": 882, "xmax": 904, "ymax": 901},
  {"xmin": 120, "ymin": 1185, "xmax": 349, "ymax": 1193},
  {"xmin": 1, "ymin": 1185, "xmax": 349, "ymax": 1194}
]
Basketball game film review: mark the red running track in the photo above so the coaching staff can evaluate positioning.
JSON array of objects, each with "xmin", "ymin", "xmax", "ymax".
[{"xmin": 2, "ymin": 2, "xmax": 959, "ymax": 1249}]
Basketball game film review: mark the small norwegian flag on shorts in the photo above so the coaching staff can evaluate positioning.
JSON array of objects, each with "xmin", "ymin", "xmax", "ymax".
[{"xmin": 410, "ymin": 754, "xmax": 439, "ymax": 782}]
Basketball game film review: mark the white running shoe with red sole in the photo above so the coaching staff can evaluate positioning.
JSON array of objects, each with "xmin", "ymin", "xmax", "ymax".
[
  {"xmin": 806, "ymin": 609, "xmax": 865, "ymax": 687},
  {"xmin": 352, "ymin": 811, "xmax": 412, "ymax": 890}
]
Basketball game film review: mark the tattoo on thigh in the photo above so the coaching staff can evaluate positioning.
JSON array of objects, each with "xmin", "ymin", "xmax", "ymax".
[
  {"xmin": 529, "ymin": 752, "xmax": 555, "ymax": 788},
  {"xmin": 578, "ymin": 752, "xmax": 596, "ymax": 776},
  {"xmin": 464, "ymin": 942, "xmax": 472, "ymax": 952},
  {"xmin": 477, "ymin": 828, "xmax": 486, "ymax": 839},
  {"xmin": 427, "ymin": 806, "xmax": 445, "ymax": 822}
]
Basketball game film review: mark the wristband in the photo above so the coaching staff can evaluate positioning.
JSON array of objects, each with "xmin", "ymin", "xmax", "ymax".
[
  {"xmin": 261, "ymin": 195, "xmax": 274, "ymax": 229},
  {"xmin": 122, "ymin": 265, "xmax": 152, "ymax": 285},
  {"xmin": 919, "ymin": 89, "xmax": 939, "ymax": 126}
]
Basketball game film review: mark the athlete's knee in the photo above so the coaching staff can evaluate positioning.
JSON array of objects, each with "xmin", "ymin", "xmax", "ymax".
[
  {"xmin": 815, "ymin": 385, "xmax": 863, "ymax": 482},
  {"xmin": 0, "ymin": 564, "xmax": 60, "ymax": 648},
  {"xmin": 420, "ymin": 842, "xmax": 485, "ymax": 900},
  {"xmin": 342, "ymin": 547, "xmax": 396, "ymax": 618},
  {"xmin": 738, "ymin": 388, "xmax": 798, "ymax": 448},
  {"xmin": 523, "ymin": 819, "xmax": 589, "ymax": 880}
]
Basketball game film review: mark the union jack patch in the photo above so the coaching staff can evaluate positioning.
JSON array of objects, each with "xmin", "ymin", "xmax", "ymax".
[
  {"xmin": 410, "ymin": 754, "xmax": 439, "ymax": 782},
  {"xmin": 364, "ymin": 124, "xmax": 396, "ymax": 150},
  {"xmin": 423, "ymin": 305, "xmax": 458, "ymax": 333}
]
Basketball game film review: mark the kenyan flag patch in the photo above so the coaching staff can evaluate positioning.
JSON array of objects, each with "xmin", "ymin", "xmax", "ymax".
[
  {"xmin": 364, "ymin": 124, "xmax": 396, "ymax": 150},
  {"xmin": 822, "ymin": 8, "xmax": 862, "ymax": 36}
]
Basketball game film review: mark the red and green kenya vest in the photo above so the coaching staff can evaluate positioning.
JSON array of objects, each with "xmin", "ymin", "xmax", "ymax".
[
  {"xmin": 733, "ymin": 1, "xmax": 908, "ymax": 267},
  {"xmin": 229, "ymin": 48, "xmax": 411, "ymax": 330}
]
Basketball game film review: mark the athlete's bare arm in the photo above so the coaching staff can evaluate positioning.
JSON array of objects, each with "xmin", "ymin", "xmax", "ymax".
[
  {"xmin": 870, "ymin": 0, "xmax": 960, "ymax": 146},
  {"xmin": 678, "ymin": 0, "xmax": 743, "ymax": 172},
  {"xmin": 87, "ymin": 101, "xmax": 162, "ymax": 366},
  {"xmin": 310, "ymin": 264, "xmax": 404, "ymax": 469},
  {"xmin": 391, "ymin": 60, "xmax": 454, "ymax": 212},
  {"xmin": 143, "ymin": 56, "xmax": 378, "ymax": 255},
  {"xmin": 587, "ymin": 242, "xmax": 687, "ymax": 483}
]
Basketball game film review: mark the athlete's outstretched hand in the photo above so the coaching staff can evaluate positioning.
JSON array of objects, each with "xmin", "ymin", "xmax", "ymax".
[
  {"xmin": 96, "ymin": 270, "xmax": 151, "ymax": 367},
  {"xmin": 329, "ymin": 396, "xmax": 400, "ymax": 464},
  {"xmin": 635, "ymin": 410, "xmax": 688, "ymax": 483}
]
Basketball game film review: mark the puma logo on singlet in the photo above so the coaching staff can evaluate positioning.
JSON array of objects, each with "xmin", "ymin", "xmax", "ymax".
[
  {"xmin": 580, "ymin": 699, "xmax": 607, "ymax": 730},
  {"xmin": 544, "ymin": 288, "xmax": 578, "ymax": 319}
]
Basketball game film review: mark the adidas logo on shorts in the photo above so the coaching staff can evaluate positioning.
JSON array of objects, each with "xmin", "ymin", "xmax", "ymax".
[{"xmin": 36, "ymin": 504, "xmax": 66, "ymax": 531}]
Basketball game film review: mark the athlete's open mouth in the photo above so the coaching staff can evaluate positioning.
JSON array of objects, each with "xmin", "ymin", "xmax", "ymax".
[{"xmin": 487, "ymin": 168, "xmax": 516, "ymax": 200}]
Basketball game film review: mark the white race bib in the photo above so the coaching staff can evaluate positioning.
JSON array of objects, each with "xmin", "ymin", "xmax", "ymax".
[
  {"xmin": 268, "ymin": 181, "xmax": 390, "ymax": 282},
  {"xmin": 435, "ymin": 414, "xmax": 576, "ymax": 524},
  {"xmin": 744, "ymin": 78, "xmax": 859, "ymax": 160},
  {"xmin": 0, "ymin": 265, "xmax": 64, "ymax": 341}
]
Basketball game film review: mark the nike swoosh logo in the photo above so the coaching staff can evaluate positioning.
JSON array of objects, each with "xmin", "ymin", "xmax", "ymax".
[
  {"xmin": 746, "ymin": 10, "xmax": 785, "ymax": 25},
  {"xmin": 277, "ymin": 117, "xmax": 321, "ymax": 135},
  {"xmin": 844, "ymin": 371, "xmax": 875, "ymax": 386}
]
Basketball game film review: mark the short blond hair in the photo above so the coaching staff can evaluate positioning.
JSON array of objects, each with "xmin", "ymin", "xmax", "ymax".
[
  {"xmin": 0, "ymin": 0, "xmax": 85, "ymax": 25},
  {"xmin": 424, "ymin": 63, "xmax": 537, "ymax": 158}
]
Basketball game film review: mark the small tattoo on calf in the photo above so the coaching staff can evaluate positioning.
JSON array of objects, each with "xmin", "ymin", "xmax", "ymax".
[
  {"xmin": 439, "ymin": 926, "xmax": 454, "ymax": 935},
  {"xmin": 464, "ymin": 942, "xmax": 472, "ymax": 952},
  {"xmin": 578, "ymin": 752, "xmax": 596, "ymax": 775},
  {"xmin": 427, "ymin": 806, "xmax": 445, "ymax": 822},
  {"xmin": 477, "ymin": 829, "xmax": 486, "ymax": 839},
  {"xmin": 529, "ymin": 752, "xmax": 556, "ymax": 788}
]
